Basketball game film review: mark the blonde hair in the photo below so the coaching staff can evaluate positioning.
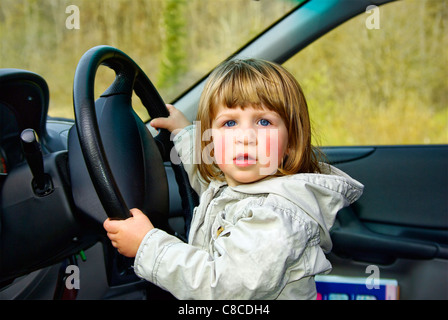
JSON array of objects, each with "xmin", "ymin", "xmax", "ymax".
[{"xmin": 196, "ymin": 58, "xmax": 321, "ymax": 182}]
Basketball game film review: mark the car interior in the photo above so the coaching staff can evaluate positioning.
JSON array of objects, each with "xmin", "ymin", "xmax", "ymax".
[{"xmin": 0, "ymin": 0, "xmax": 447, "ymax": 300}]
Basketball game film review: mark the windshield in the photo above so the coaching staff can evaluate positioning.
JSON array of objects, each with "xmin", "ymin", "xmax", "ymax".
[{"xmin": 0, "ymin": 0, "xmax": 298, "ymax": 121}]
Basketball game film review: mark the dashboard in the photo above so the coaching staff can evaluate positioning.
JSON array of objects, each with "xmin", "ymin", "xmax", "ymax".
[{"xmin": 0, "ymin": 67, "xmax": 184, "ymax": 289}]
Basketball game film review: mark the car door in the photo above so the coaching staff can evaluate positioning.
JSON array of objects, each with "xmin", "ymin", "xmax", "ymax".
[
  {"xmin": 282, "ymin": 0, "xmax": 448, "ymax": 299},
  {"xmin": 322, "ymin": 145, "xmax": 448, "ymax": 300}
]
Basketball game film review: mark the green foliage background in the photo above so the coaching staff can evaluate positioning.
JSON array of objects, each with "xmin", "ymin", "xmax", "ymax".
[
  {"xmin": 0, "ymin": 0, "xmax": 296, "ymax": 118},
  {"xmin": 0, "ymin": 0, "xmax": 446, "ymax": 146},
  {"xmin": 285, "ymin": 0, "xmax": 447, "ymax": 145}
]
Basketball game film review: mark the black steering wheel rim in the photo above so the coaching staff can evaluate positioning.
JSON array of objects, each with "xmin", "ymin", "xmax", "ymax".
[{"xmin": 72, "ymin": 45, "xmax": 173, "ymax": 224}]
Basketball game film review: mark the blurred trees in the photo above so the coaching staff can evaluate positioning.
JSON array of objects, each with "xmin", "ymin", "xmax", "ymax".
[
  {"xmin": 0, "ymin": 0, "xmax": 446, "ymax": 145},
  {"xmin": 157, "ymin": 0, "xmax": 186, "ymax": 96},
  {"xmin": 285, "ymin": 0, "xmax": 447, "ymax": 145},
  {"xmin": 0, "ymin": 0, "xmax": 295, "ymax": 119}
]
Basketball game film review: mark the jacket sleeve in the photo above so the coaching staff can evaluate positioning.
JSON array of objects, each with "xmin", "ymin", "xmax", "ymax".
[
  {"xmin": 133, "ymin": 202, "xmax": 316, "ymax": 299},
  {"xmin": 172, "ymin": 124, "xmax": 209, "ymax": 196}
]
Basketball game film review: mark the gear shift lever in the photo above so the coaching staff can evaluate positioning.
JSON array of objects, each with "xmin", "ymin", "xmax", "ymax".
[{"xmin": 20, "ymin": 128, "xmax": 53, "ymax": 196}]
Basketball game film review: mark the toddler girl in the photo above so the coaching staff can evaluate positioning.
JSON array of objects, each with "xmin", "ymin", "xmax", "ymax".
[{"xmin": 104, "ymin": 58, "xmax": 363, "ymax": 299}]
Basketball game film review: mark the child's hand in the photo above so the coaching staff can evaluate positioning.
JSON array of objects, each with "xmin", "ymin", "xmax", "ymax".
[
  {"xmin": 150, "ymin": 104, "xmax": 191, "ymax": 136},
  {"xmin": 103, "ymin": 208, "xmax": 154, "ymax": 258}
]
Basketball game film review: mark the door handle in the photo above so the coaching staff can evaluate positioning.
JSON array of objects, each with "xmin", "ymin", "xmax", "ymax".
[{"xmin": 330, "ymin": 207, "xmax": 448, "ymax": 264}]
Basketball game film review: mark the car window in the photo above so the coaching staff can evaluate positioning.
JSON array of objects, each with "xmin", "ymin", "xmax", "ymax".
[
  {"xmin": 284, "ymin": 0, "xmax": 447, "ymax": 146},
  {"xmin": 0, "ymin": 0, "xmax": 298, "ymax": 120}
]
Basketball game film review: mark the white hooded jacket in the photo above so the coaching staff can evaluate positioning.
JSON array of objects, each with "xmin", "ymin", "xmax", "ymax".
[{"xmin": 133, "ymin": 125, "xmax": 364, "ymax": 299}]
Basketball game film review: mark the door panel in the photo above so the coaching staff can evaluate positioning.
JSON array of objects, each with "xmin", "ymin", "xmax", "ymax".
[
  {"xmin": 334, "ymin": 146, "xmax": 448, "ymax": 228},
  {"xmin": 326, "ymin": 145, "xmax": 448, "ymax": 299}
]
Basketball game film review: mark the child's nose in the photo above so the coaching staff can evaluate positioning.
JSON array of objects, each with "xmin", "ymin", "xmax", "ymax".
[{"xmin": 235, "ymin": 128, "xmax": 257, "ymax": 145}]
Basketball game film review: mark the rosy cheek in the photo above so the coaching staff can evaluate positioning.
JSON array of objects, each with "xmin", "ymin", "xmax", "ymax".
[
  {"xmin": 265, "ymin": 136, "xmax": 271, "ymax": 158},
  {"xmin": 265, "ymin": 129, "xmax": 286, "ymax": 166},
  {"xmin": 266, "ymin": 130, "xmax": 281, "ymax": 160},
  {"xmin": 213, "ymin": 134, "xmax": 227, "ymax": 165},
  {"xmin": 215, "ymin": 136, "xmax": 229, "ymax": 172}
]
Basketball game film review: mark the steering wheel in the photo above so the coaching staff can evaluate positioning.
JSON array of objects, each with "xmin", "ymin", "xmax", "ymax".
[{"xmin": 68, "ymin": 45, "xmax": 197, "ymax": 231}]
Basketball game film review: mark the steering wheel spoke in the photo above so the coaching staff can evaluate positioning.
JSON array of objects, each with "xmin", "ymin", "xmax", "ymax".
[{"xmin": 69, "ymin": 46, "xmax": 169, "ymax": 226}]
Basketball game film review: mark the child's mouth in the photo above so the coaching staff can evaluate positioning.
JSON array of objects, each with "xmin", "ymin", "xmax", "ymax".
[{"xmin": 233, "ymin": 154, "xmax": 256, "ymax": 166}]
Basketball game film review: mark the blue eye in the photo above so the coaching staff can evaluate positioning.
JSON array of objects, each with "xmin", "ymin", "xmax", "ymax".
[
  {"xmin": 258, "ymin": 119, "xmax": 271, "ymax": 126},
  {"xmin": 224, "ymin": 120, "xmax": 236, "ymax": 127}
]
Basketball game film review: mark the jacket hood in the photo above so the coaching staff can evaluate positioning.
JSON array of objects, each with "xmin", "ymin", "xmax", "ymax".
[{"xmin": 231, "ymin": 164, "xmax": 364, "ymax": 252}]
